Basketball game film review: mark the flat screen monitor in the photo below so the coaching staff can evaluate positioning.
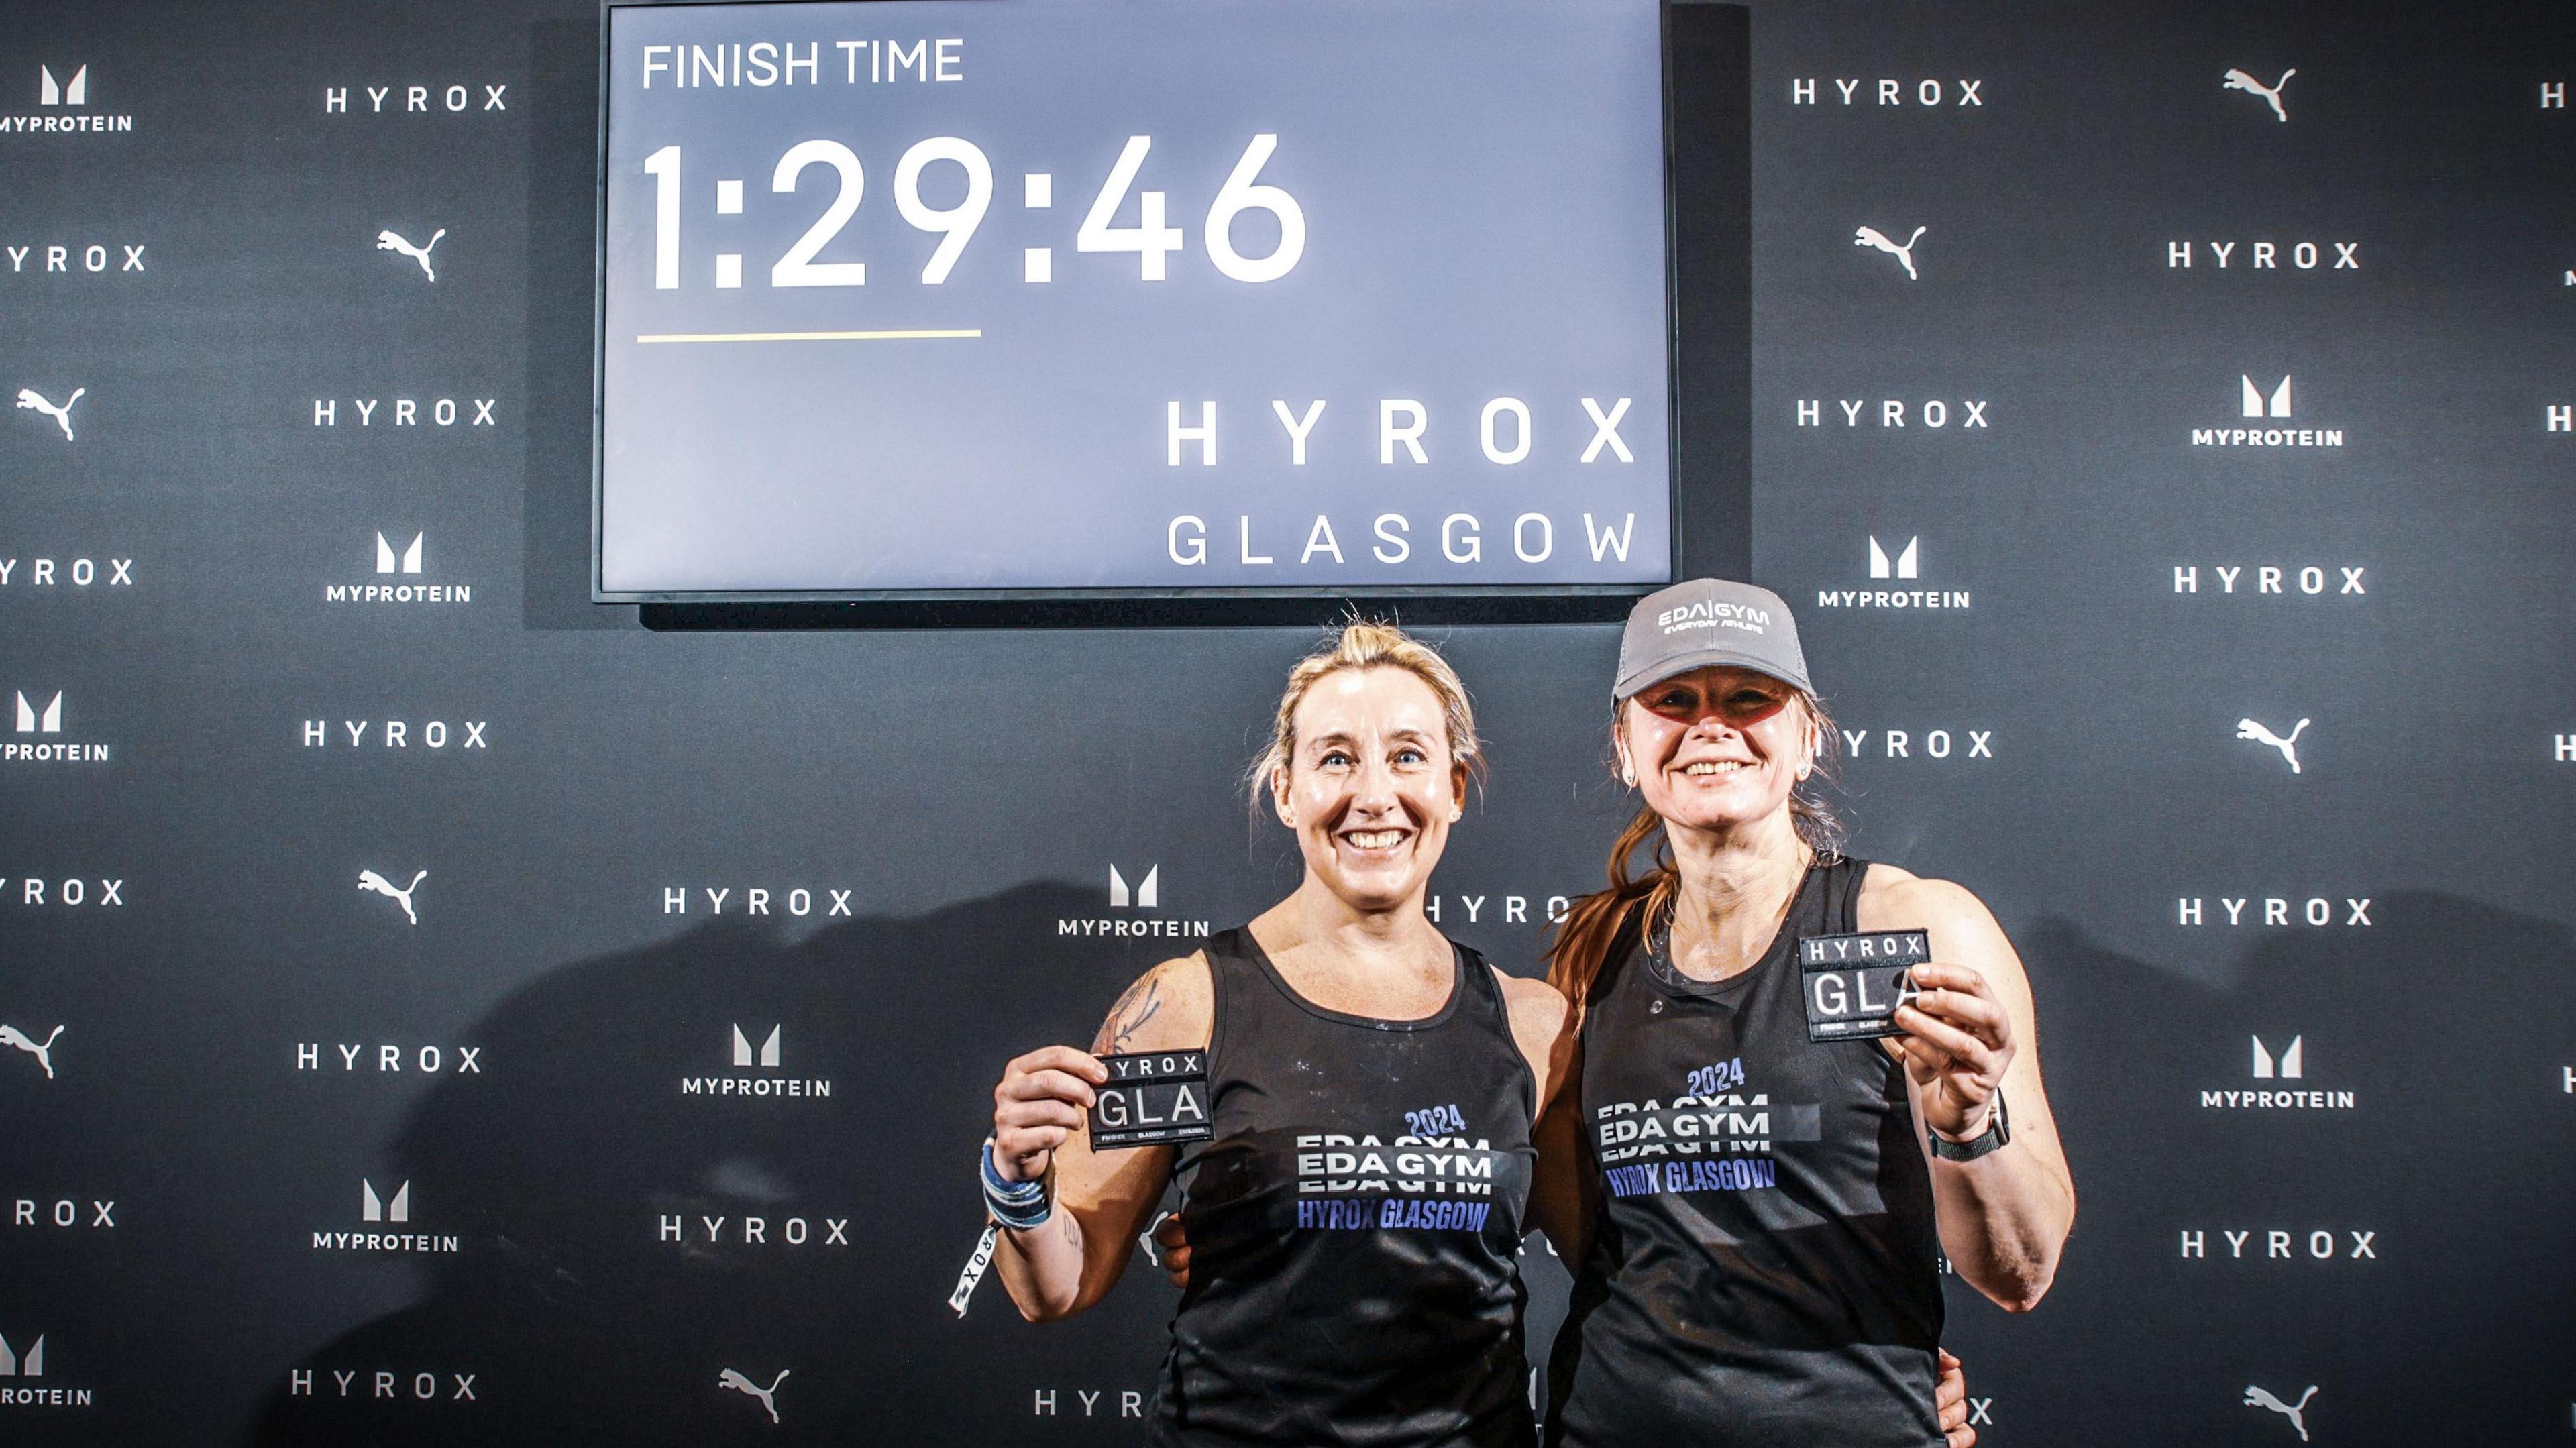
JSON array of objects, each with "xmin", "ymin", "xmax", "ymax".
[{"xmin": 595, "ymin": 0, "xmax": 1687, "ymax": 602}]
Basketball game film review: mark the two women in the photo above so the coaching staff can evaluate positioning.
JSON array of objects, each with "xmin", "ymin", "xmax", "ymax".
[{"xmin": 987, "ymin": 585, "xmax": 2069, "ymax": 1446}]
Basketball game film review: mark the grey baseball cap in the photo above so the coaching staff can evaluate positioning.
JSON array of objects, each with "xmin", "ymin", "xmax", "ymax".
[{"xmin": 1613, "ymin": 578, "xmax": 1813, "ymax": 699}]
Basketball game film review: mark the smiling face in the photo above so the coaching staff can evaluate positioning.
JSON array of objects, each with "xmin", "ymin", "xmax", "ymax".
[
  {"xmin": 1616, "ymin": 665, "xmax": 1817, "ymax": 836},
  {"xmin": 1270, "ymin": 666, "xmax": 1469, "ymax": 914}
]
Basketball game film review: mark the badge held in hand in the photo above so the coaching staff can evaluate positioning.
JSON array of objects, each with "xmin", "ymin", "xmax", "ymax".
[
  {"xmin": 1089, "ymin": 1050, "xmax": 1213, "ymax": 1149},
  {"xmin": 1799, "ymin": 930, "xmax": 1931, "ymax": 1042}
]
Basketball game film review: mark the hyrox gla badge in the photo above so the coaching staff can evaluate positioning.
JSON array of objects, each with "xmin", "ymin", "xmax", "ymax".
[
  {"xmin": 1799, "ymin": 930, "xmax": 1931, "ymax": 1042},
  {"xmin": 1087, "ymin": 1051, "xmax": 1210, "ymax": 1149}
]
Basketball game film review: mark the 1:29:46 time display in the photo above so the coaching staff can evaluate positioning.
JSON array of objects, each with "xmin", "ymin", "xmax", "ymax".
[{"xmin": 639, "ymin": 134, "xmax": 1305, "ymax": 289}]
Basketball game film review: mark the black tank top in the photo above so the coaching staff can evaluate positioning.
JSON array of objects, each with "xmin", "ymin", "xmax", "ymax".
[
  {"xmin": 1545, "ymin": 858, "xmax": 1943, "ymax": 1448},
  {"xmin": 1151, "ymin": 927, "xmax": 1538, "ymax": 1448}
]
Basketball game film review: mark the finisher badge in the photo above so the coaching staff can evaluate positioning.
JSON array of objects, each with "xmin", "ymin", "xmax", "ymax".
[
  {"xmin": 1088, "ymin": 1051, "xmax": 1213, "ymax": 1149},
  {"xmin": 1798, "ymin": 930, "xmax": 1931, "ymax": 1042}
]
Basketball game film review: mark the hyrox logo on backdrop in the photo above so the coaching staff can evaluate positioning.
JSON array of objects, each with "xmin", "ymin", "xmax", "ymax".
[
  {"xmin": 4, "ymin": 64, "xmax": 133, "ymax": 135},
  {"xmin": 663, "ymin": 884, "xmax": 855, "ymax": 916},
  {"xmin": 680, "ymin": 1024, "xmax": 833, "ymax": 1099},
  {"xmin": 2176, "ymin": 896, "xmax": 2371, "ymax": 926},
  {"xmin": 1793, "ymin": 398, "xmax": 1989, "ymax": 431},
  {"xmin": 1057, "ymin": 863, "xmax": 1213, "ymax": 938},
  {"xmin": 325, "ymin": 531, "xmax": 474, "ymax": 606},
  {"xmin": 1, "ymin": 877, "xmax": 124, "ymax": 908},
  {"xmin": 11, "ymin": 1196, "xmax": 115, "ymax": 1230},
  {"xmin": 658, "ymin": 1209, "xmax": 851, "ymax": 1248},
  {"xmin": 1813, "ymin": 536, "xmax": 1972, "ymax": 612},
  {"xmin": 323, "ymin": 82, "xmax": 511, "ymax": 115},
  {"xmin": 2, "ymin": 242, "xmax": 147, "ymax": 279},
  {"xmin": 288, "ymin": 1366, "xmax": 478, "ymax": 1403},
  {"xmin": 0, "ymin": 556, "xmax": 133, "ymax": 592},
  {"xmin": 1838, "ymin": 726, "xmax": 1994, "ymax": 761},
  {"xmin": 1790, "ymin": 77, "xmax": 1984, "ymax": 108},
  {"xmin": 1030, "ymin": 1387, "xmax": 1148, "ymax": 1419},
  {"xmin": 2172, "ymin": 565, "xmax": 2367, "ymax": 600},
  {"xmin": 2166, "ymin": 240, "xmax": 2359, "ymax": 271},
  {"xmin": 300, "ymin": 718, "xmax": 488, "ymax": 752},
  {"xmin": 2202, "ymin": 1034, "xmax": 2355, "ymax": 1111},
  {"xmin": 2180, "ymin": 1227, "xmax": 2377, "ymax": 1263},
  {"xmin": 296, "ymin": 1043, "xmax": 482, "ymax": 1078},
  {"xmin": 311, "ymin": 396, "xmax": 498, "ymax": 430},
  {"xmin": 1421, "ymin": 891, "xmax": 1572, "ymax": 930},
  {"xmin": 6, "ymin": 690, "xmax": 109, "ymax": 764}
]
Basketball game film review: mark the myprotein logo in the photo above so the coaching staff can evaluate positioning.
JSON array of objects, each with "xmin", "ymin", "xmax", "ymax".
[
  {"xmin": 326, "ymin": 531, "xmax": 472, "ymax": 606},
  {"xmin": 1790, "ymin": 77, "xmax": 1983, "ymax": 108},
  {"xmin": 7, "ymin": 691, "xmax": 109, "ymax": 764},
  {"xmin": 1058, "ymin": 863, "xmax": 1212, "ymax": 939},
  {"xmin": 296, "ymin": 1042, "xmax": 482, "ymax": 1078},
  {"xmin": 5, "ymin": 64, "xmax": 131, "ymax": 135},
  {"xmin": 4, "ymin": 243, "xmax": 147, "ymax": 280},
  {"xmin": 0, "ymin": 1331, "xmax": 92, "ymax": 1409},
  {"xmin": 0, "ymin": 556, "xmax": 133, "ymax": 593},
  {"xmin": 680, "ymin": 1024, "xmax": 833, "ymax": 1099},
  {"xmin": 301, "ymin": 718, "xmax": 489, "ymax": 752},
  {"xmin": 1839, "ymin": 726, "xmax": 1992, "ymax": 761},
  {"xmin": 2167, "ymin": 240, "xmax": 2359, "ymax": 272},
  {"xmin": 2176, "ymin": 895, "xmax": 2371, "ymax": 927},
  {"xmin": 1815, "ymin": 537, "xmax": 1972, "ymax": 612},
  {"xmin": 314, "ymin": 1178, "xmax": 458, "ymax": 1254},
  {"xmin": 2194, "ymin": 376, "xmax": 2342, "ymax": 448},
  {"xmin": 2204, "ymin": 1034, "xmax": 2354, "ymax": 1111},
  {"xmin": 310, "ymin": 396, "xmax": 498, "ymax": 430},
  {"xmin": 2172, "ymin": 564, "xmax": 2366, "ymax": 600}
]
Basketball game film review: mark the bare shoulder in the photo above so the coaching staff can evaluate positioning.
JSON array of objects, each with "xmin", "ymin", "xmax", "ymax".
[
  {"xmin": 1492, "ymin": 968, "xmax": 1570, "ymax": 1040},
  {"xmin": 1090, "ymin": 952, "xmax": 1214, "ymax": 1056},
  {"xmin": 1858, "ymin": 862, "xmax": 1999, "ymax": 935}
]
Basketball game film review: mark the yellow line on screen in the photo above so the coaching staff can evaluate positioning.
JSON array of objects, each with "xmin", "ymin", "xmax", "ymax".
[{"xmin": 635, "ymin": 329, "xmax": 982, "ymax": 343}]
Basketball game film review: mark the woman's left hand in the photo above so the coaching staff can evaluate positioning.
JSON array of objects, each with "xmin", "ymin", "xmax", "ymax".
[{"xmin": 1892, "ymin": 962, "xmax": 2017, "ymax": 1142}]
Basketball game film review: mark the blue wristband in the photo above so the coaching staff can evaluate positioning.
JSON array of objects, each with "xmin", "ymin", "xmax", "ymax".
[{"xmin": 981, "ymin": 1138, "xmax": 1053, "ymax": 1229}]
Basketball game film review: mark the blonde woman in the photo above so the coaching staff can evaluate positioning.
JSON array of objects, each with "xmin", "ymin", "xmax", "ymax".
[{"xmin": 984, "ymin": 621, "xmax": 1571, "ymax": 1448}]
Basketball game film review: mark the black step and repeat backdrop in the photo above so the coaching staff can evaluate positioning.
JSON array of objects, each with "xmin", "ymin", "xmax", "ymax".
[{"xmin": 5, "ymin": 1, "xmax": 2574, "ymax": 1444}]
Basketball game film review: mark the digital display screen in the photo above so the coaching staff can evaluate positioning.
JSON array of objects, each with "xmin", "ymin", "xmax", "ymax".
[{"xmin": 596, "ymin": 0, "xmax": 1674, "ymax": 599}]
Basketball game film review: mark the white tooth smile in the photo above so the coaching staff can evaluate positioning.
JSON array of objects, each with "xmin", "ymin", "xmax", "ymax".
[
  {"xmin": 1681, "ymin": 761, "xmax": 1746, "ymax": 776},
  {"xmin": 1345, "ymin": 830, "xmax": 1407, "ymax": 849}
]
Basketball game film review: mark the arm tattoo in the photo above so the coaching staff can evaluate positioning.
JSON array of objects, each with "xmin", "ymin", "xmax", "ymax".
[{"xmin": 1090, "ymin": 975, "xmax": 1164, "ymax": 1055}]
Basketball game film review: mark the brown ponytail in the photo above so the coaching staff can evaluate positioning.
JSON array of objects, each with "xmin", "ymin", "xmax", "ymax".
[{"xmin": 1545, "ymin": 692, "xmax": 1846, "ymax": 1011}]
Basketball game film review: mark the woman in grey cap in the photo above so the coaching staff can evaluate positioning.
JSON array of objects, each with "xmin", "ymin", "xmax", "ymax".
[{"xmin": 1538, "ymin": 579, "xmax": 2074, "ymax": 1448}]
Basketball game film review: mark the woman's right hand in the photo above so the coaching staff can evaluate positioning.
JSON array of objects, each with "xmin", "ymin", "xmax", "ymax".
[{"xmin": 991, "ymin": 1045, "xmax": 1109, "ymax": 1185}]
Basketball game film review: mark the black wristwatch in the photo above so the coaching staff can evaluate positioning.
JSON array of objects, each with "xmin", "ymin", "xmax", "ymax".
[{"xmin": 1928, "ymin": 1093, "xmax": 2010, "ymax": 1162}]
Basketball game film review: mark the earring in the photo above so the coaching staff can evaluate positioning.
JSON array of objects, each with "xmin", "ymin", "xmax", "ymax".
[
  {"xmin": 1621, "ymin": 765, "xmax": 1636, "ymax": 787},
  {"xmin": 1449, "ymin": 807, "xmax": 1463, "ymax": 822}
]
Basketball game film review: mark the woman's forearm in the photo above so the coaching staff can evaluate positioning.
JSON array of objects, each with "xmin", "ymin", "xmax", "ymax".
[
  {"xmin": 994, "ymin": 1203, "xmax": 1093, "ymax": 1321},
  {"xmin": 1930, "ymin": 1148, "xmax": 2073, "ymax": 1311}
]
